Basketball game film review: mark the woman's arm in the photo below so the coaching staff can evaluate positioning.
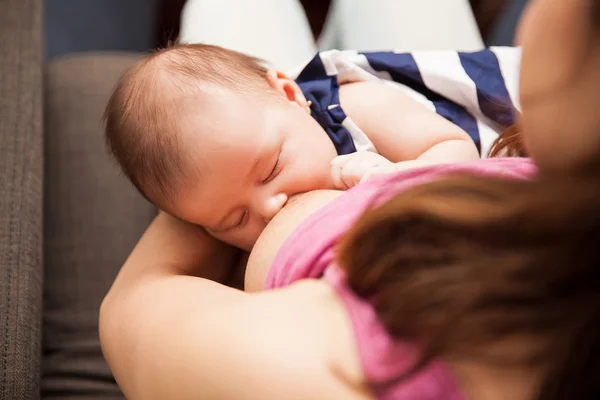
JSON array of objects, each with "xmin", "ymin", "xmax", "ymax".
[
  {"xmin": 340, "ymin": 81, "xmax": 481, "ymax": 163},
  {"xmin": 105, "ymin": 212, "xmax": 238, "ymax": 285},
  {"xmin": 100, "ymin": 212, "xmax": 370, "ymax": 400}
]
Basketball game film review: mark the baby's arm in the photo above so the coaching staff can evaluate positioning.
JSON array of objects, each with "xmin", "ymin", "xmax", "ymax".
[
  {"xmin": 332, "ymin": 81, "xmax": 481, "ymax": 188},
  {"xmin": 339, "ymin": 81, "xmax": 479, "ymax": 162}
]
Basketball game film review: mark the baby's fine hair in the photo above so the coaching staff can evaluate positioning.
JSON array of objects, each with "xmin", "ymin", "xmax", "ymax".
[{"xmin": 104, "ymin": 43, "xmax": 270, "ymax": 206}]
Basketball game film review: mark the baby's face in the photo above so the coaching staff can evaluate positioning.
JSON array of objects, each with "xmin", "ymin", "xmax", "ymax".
[{"xmin": 168, "ymin": 86, "xmax": 338, "ymax": 250}]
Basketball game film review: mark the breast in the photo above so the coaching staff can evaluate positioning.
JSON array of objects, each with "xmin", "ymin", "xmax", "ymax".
[{"xmin": 244, "ymin": 190, "xmax": 344, "ymax": 292}]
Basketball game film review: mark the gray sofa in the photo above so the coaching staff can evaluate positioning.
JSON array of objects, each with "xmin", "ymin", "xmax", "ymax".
[{"xmin": 1, "ymin": 0, "xmax": 155, "ymax": 398}]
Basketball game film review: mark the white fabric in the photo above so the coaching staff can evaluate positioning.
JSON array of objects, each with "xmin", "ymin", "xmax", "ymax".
[
  {"xmin": 295, "ymin": 48, "xmax": 520, "ymax": 157},
  {"xmin": 179, "ymin": 0, "xmax": 317, "ymax": 71},
  {"xmin": 327, "ymin": 0, "xmax": 484, "ymax": 52},
  {"xmin": 491, "ymin": 46, "xmax": 523, "ymax": 111},
  {"xmin": 179, "ymin": 0, "xmax": 484, "ymax": 71},
  {"xmin": 342, "ymin": 117, "xmax": 378, "ymax": 153}
]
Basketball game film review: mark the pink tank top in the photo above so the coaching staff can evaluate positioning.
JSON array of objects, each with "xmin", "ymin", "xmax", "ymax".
[{"xmin": 265, "ymin": 158, "xmax": 537, "ymax": 399}]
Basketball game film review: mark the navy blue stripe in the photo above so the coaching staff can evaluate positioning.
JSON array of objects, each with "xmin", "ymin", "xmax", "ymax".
[
  {"xmin": 434, "ymin": 102, "xmax": 481, "ymax": 151},
  {"xmin": 296, "ymin": 54, "xmax": 327, "ymax": 83},
  {"xmin": 328, "ymin": 107, "xmax": 356, "ymax": 155},
  {"xmin": 459, "ymin": 50, "xmax": 515, "ymax": 127},
  {"xmin": 297, "ymin": 58, "xmax": 357, "ymax": 155},
  {"xmin": 362, "ymin": 52, "xmax": 444, "ymax": 102},
  {"xmin": 363, "ymin": 51, "xmax": 481, "ymax": 151}
]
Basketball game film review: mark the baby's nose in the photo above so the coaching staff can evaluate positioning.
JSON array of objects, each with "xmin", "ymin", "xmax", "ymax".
[{"xmin": 261, "ymin": 193, "xmax": 288, "ymax": 223}]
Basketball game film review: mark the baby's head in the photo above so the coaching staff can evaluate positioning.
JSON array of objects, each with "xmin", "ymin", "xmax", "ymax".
[{"xmin": 104, "ymin": 44, "xmax": 337, "ymax": 250}]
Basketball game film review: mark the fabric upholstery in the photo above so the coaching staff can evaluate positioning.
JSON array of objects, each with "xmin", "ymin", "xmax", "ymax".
[
  {"xmin": 0, "ymin": 0, "xmax": 44, "ymax": 398},
  {"xmin": 43, "ymin": 53, "xmax": 155, "ymax": 399}
]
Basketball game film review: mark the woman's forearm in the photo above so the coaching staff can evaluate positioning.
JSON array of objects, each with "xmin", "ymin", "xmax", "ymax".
[
  {"xmin": 101, "ymin": 212, "xmax": 241, "ymax": 331},
  {"xmin": 100, "ymin": 212, "xmax": 242, "ymax": 397},
  {"xmin": 112, "ymin": 212, "xmax": 238, "ymax": 285}
]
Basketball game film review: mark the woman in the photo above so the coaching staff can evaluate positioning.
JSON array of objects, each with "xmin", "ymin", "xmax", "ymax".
[{"xmin": 100, "ymin": 0, "xmax": 600, "ymax": 399}]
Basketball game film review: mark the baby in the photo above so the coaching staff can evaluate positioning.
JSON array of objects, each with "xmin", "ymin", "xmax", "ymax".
[{"xmin": 105, "ymin": 43, "xmax": 516, "ymax": 250}]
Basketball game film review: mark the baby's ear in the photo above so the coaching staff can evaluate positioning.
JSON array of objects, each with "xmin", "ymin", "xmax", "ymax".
[{"xmin": 266, "ymin": 70, "xmax": 306, "ymax": 107}]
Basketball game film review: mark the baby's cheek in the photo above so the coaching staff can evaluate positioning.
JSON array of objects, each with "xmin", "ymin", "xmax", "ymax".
[{"xmin": 286, "ymin": 159, "xmax": 336, "ymax": 193}]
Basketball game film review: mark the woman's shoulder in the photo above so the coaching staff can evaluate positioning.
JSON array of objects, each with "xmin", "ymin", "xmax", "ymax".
[
  {"xmin": 233, "ymin": 279, "xmax": 374, "ymax": 400},
  {"xmin": 264, "ymin": 279, "xmax": 372, "ymax": 396}
]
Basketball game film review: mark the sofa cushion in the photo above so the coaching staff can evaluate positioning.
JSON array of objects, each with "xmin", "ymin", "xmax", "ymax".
[
  {"xmin": 43, "ymin": 53, "xmax": 156, "ymax": 399},
  {"xmin": 0, "ymin": 0, "xmax": 44, "ymax": 398}
]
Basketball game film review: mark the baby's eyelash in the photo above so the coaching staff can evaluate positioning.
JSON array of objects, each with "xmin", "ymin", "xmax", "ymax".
[
  {"xmin": 236, "ymin": 209, "xmax": 248, "ymax": 229},
  {"xmin": 263, "ymin": 153, "xmax": 281, "ymax": 184}
]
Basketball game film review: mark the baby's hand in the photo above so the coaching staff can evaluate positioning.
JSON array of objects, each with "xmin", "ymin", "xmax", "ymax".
[
  {"xmin": 330, "ymin": 152, "xmax": 396, "ymax": 189},
  {"xmin": 331, "ymin": 155, "xmax": 442, "ymax": 189},
  {"xmin": 362, "ymin": 159, "xmax": 439, "ymax": 183}
]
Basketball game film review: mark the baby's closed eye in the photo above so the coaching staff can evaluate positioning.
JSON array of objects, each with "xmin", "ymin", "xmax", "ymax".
[
  {"xmin": 262, "ymin": 151, "xmax": 282, "ymax": 184},
  {"xmin": 235, "ymin": 209, "xmax": 249, "ymax": 229}
]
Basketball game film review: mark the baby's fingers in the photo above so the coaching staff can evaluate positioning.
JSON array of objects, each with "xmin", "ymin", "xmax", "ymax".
[
  {"xmin": 330, "ymin": 154, "xmax": 354, "ymax": 169},
  {"xmin": 340, "ymin": 159, "xmax": 377, "ymax": 188},
  {"xmin": 331, "ymin": 155, "xmax": 351, "ymax": 189},
  {"xmin": 359, "ymin": 164, "xmax": 400, "ymax": 184}
]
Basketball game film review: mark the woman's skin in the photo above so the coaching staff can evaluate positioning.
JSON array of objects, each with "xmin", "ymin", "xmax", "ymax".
[
  {"xmin": 100, "ymin": 0, "xmax": 600, "ymax": 399},
  {"xmin": 244, "ymin": 190, "xmax": 343, "ymax": 291},
  {"xmin": 101, "ymin": 192, "xmax": 370, "ymax": 400},
  {"xmin": 517, "ymin": 0, "xmax": 600, "ymax": 171}
]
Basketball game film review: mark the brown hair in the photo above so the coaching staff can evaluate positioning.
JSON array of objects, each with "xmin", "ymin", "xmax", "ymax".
[
  {"xmin": 348, "ymin": 6, "xmax": 600, "ymax": 394},
  {"xmin": 488, "ymin": 123, "xmax": 527, "ymax": 158},
  {"xmin": 104, "ymin": 43, "xmax": 270, "ymax": 206},
  {"xmin": 338, "ymin": 172, "xmax": 600, "ymax": 398}
]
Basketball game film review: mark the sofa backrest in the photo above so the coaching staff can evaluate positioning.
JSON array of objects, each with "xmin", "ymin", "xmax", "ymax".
[{"xmin": 0, "ymin": 0, "xmax": 44, "ymax": 399}]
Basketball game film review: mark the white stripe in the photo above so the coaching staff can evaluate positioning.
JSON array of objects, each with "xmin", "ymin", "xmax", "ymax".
[
  {"xmin": 490, "ymin": 46, "xmax": 522, "ymax": 112},
  {"xmin": 342, "ymin": 117, "xmax": 378, "ymax": 153},
  {"xmin": 347, "ymin": 53, "xmax": 394, "ymax": 82},
  {"xmin": 318, "ymin": 49, "xmax": 508, "ymax": 157},
  {"xmin": 332, "ymin": 51, "xmax": 382, "ymax": 85},
  {"xmin": 478, "ymin": 120, "xmax": 500, "ymax": 158},
  {"xmin": 347, "ymin": 52, "xmax": 437, "ymax": 113},
  {"xmin": 319, "ymin": 50, "xmax": 340, "ymax": 76},
  {"xmin": 340, "ymin": 51, "xmax": 432, "ymax": 154},
  {"xmin": 412, "ymin": 50, "xmax": 508, "ymax": 155},
  {"xmin": 412, "ymin": 51, "xmax": 482, "ymax": 117}
]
